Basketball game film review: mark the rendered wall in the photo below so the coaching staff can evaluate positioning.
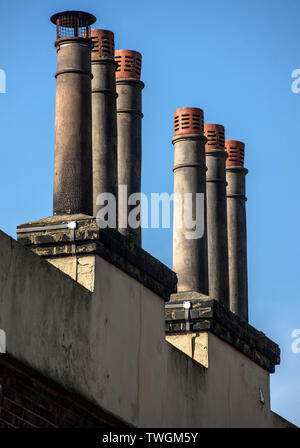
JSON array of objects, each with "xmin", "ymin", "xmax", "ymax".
[{"xmin": 0, "ymin": 230, "xmax": 294, "ymax": 427}]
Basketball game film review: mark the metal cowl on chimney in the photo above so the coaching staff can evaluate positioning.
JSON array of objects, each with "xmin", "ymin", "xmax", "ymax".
[
  {"xmin": 115, "ymin": 50, "xmax": 144, "ymax": 246},
  {"xmin": 204, "ymin": 124, "xmax": 229, "ymax": 307},
  {"xmin": 51, "ymin": 11, "xmax": 96, "ymax": 216},
  {"xmin": 225, "ymin": 139, "xmax": 248, "ymax": 321},
  {"xmin": 172, "ymin": 107, "xmax": 208, "ymax": 294}
]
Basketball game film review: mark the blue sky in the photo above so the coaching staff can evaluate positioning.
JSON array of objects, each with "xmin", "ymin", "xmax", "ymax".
[{"xmin": 0, "ymin": 0, "xmax": 299, "ymax": 426}]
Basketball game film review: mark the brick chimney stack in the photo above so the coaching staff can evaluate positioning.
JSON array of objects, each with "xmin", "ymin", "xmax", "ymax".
[
  {"xmin": 172, "ymin": 108, "xmax": 208, "ymax": 294},
  {"xmin": 51, "ymin": 11, "xmax": 96, "ymax": 216},
  {"xmin": 225, "ymin": 140, "xmax": 248, "ymax": 321},
  {"xmin": 204, "ymin": 124, "xmax": 229, "ymax": 306},
  {"xmin": 91, "ymin": 29, "xmax": 118, "ymax": 218},
  {"xmin": 115, "ymin": 50, "xmax": 144, "ymax": 246}
]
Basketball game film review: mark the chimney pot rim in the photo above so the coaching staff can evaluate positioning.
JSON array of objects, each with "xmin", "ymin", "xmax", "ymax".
[
  {"xmin": 204, "ymin": 123, "xmax": 225, "ymax": 129},
  {"xmin": 91, "ymin": 28, "xmax": 114, "ymax": 35},
  {"xmin": 225, "ymin": 139, "xmax": 245, "ymax": 147},
  {"xmin": 115, "ymin": 49, "xmax": 142, "ymax": 57},
  {"xmin": 174, "ymin": 106, "xmax": 204, "ymax": 115}
]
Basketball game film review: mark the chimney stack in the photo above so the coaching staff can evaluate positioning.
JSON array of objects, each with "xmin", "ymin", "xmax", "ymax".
[
  {"xmin": 172, "ymin": 108, "xmax": 208, "ymax": 294},
  {"xmin": 225, "ymin": 140, "xmax": 248, "ymax": 321},
  {"xmin": 204, "ymin": 124, "xmax": 229, "ymax": 306},
  {"xmin": 91, "ymin": 29, "xmax": 118, "ymax": 218},
  {"xmin": 51, "ymin": 11, "xmax": 96, "ymax": 216},
  {"xmin": 115, "ymin": 50, "xmax": 144, "ymax": 246}
]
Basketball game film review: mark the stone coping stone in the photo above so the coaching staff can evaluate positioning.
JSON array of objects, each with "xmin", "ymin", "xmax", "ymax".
[
  {"xmin": 17, "ymin": 215, "xmax": 177, "ymax": 301},
  {"xmin": 165, "ymin": 292, "xmax": 280, "ymax": 373}
]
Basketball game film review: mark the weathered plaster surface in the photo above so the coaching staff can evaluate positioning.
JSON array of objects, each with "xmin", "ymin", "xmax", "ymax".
[{"xmin": 0, "ymin": 230, "xmax": 294, "ymax": 427}]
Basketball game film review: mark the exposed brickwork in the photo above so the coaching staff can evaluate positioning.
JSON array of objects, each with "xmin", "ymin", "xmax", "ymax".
[{"xmin": 0, "ymin": 355, "xmax": 126, "ymax": 428}]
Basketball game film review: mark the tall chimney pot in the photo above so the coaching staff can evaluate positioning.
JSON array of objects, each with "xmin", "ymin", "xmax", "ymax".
[
  {"xmin": 172, "ymin": 107, "xmax": 208, "ymax": 294},
  {"xmin": 225, "ymin": 139, "xmax": 248, "ymax": 320},
  {"xmin": 51, "ymin": 11, "xmax": 96, "ymax": 216},
  {"xmin": 91, "ymin": 29, "xmax": 118, "ymax": 218},
  {"xmin": 204, "ymin": 124, "xmax": 229, "ymax": 306},
  {"xmin": 115, "ymin": 49, "xmax": 144, "ymax": 246}
]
